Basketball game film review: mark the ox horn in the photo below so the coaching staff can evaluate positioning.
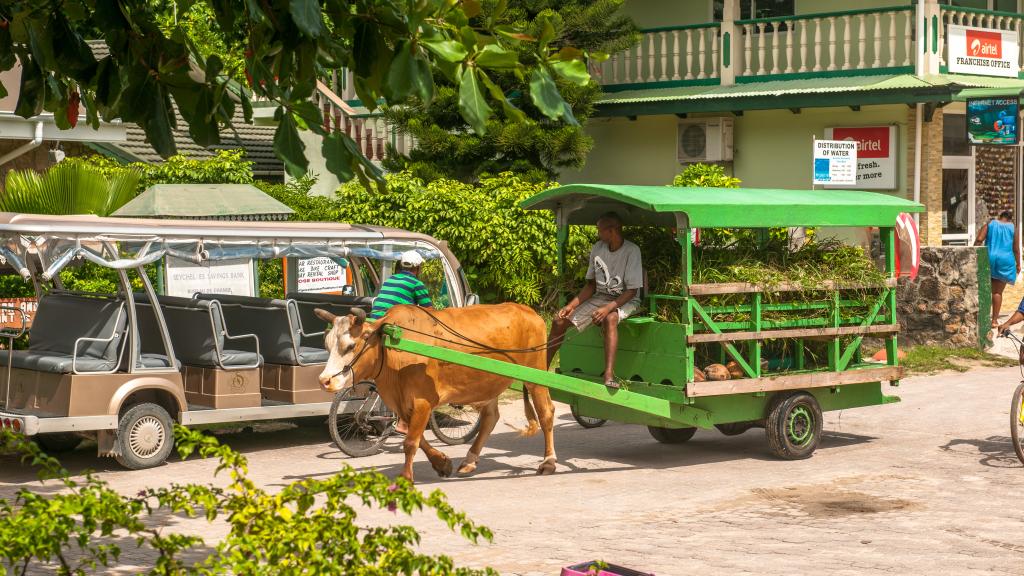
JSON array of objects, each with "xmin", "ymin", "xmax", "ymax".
[
  {"xmin": 349, "ymin": 307, "xmax": 366, "ymax": 326},
  {"xmin": 314, "ymin": 308, "xmax": 337, "ymax": 323}
]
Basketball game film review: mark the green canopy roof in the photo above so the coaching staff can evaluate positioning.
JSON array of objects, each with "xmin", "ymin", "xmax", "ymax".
[
  {"xmin": 521, "ymin": 184, "xmax": 924, "ymax": 228},
  {"xmin": 112, "ymin": 184, "xmax": 294, "ymax": 221}
]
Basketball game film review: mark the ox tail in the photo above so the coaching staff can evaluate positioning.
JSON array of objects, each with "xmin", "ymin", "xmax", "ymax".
[{"xmin": 519, "ymin": 386, "xmax": 541, "ymax": 437}]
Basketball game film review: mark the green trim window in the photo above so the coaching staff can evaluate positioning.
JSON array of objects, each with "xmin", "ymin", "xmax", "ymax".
[
  {"xmin": 713, "ymin": 0, "xmax": 794, "ymax": 21},
  {"xmin": 949, "ymin": 0, "xmax": 1019, "ymax": 11}
]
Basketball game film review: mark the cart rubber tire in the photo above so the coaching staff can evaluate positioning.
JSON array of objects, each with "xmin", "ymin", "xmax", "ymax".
[
  {"xmin": 329, "ymin": 384, "xmax": 393, "ymax": 458},
  {"xmin": 1011, "ymin": 382, "xmax": 1024, "ymax": 466},
  {"xmin": 114, "ymin": 403, "xmax": 174, "ymax": 470},
  {"xmin": 570, "ymin": 405, "xmax": 607, "ymax": 429},
  {"xmin": 429, "ymin": 405, "xmax": 482, "ymax": 445},
  {"xmin": 647, "ymin": 426, "xmax": 697, "ymax": 444},
  {"xmin": 715, "ymin": 422, "xmax": 754, "ymax": 436},
  {"xmin": 35, "ymin": 433, "xmax": 82, "ymax": 454},
  {"xmin": 766, "ymin": 392, "xmax": 822, "ymax": 460}
]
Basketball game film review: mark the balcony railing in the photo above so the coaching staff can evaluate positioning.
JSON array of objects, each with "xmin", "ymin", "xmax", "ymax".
[
  {"xmin": 735, "ymin": 6, "xmax": 915, "ymax": 80},
  {"xmin": 315, "ymin": 71, "xmax": 413, "ymax": 164},
  {"xmin": 598, "ymin": 4, "xmax": 930, "ymax": 89}
]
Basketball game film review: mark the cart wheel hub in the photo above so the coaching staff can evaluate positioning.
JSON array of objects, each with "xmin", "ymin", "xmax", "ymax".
[
  {"xmin": 128, "ymin": 416, "xmax": 165, "ymax": 458},
  {"xmin": 787, "ymin": 406, "xmax": 814, "ymax": 446}
]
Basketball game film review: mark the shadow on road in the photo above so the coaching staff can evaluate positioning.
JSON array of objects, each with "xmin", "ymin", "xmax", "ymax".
[{"xmin": 940, "ymin": 436, "xmax": 1024, "ymax": 469}]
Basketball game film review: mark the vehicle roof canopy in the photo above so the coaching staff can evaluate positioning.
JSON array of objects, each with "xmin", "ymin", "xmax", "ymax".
[
  {"xmin": 521, "ymin": 184, "xmax": 925, "ymax": 228},
  {"xmin": 0, "ymin": 213, "xmax": 457, "ymax": 280}
]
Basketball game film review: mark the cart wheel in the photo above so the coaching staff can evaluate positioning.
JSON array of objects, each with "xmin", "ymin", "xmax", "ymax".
[
  {"xmin": 35, "ymin": 432, "xmax": 82, "ymax": 454},
  {"xmin": 647, "ymin": 426, "xmax": 697, "ymax": 444},
  {"xmin": 115, "ymin": 403, "xmax": 174, "ymax": 470},
  {"xmin": 329, "ymin": 381, "xmax": 395, "ymax": 458},
  {"xmin": 1011, "ymin": 383, "xmax": 1024, "ymax": 466},
  {"xmin": 430, "ymin": 404, "xmax": 482, "ymax": 445},
  {"xmin": 715, "ymin": 422, "xmax": 754, "ymax": 436},
  {"xmin": 766, "ymin": 392, "xmax": 822, "ymax": 460},
  {"xmin": 570, "ymin": 405, "xmax": 607, "ymax": 429}
]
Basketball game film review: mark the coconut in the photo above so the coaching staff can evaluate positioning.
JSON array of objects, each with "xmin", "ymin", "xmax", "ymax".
[{"xmin": 704, "ymin": 364, "xmax": 730, "ymax": 381}]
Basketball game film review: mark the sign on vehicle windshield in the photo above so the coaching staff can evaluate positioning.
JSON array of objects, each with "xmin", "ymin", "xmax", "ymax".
[
  {"xmin": 165, "ymin": 257, "xmax": 255, "ymax": 298},
  {"xmin": 296, "ymin": 257, "xmax": 348, "ymax": 293}
]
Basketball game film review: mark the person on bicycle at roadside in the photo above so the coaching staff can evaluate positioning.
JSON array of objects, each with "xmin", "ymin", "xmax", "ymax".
[
  {"xmin": 368, "ymin": 250, "xmax": 433, "ymax": 433},
  {"xmin": 368, "ymin": 250, "xmax": 433, "ymax": 321}
]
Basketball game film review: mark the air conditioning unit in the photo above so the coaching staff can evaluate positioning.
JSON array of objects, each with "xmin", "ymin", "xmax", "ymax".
[{"xmin": 677, "ymin": 117, "xmax": 734, "ymax": 163}]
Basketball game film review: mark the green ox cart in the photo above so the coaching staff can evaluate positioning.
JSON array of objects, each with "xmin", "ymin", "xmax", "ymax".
[{"xmin": 380, "ymin": 184, "xmax": 925, "ymax": 459}]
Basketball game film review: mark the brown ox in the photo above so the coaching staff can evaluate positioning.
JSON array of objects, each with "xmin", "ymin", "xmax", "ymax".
[{"xmin": 314, "ymin": 303, "xmax": 557, "ymax": 483}]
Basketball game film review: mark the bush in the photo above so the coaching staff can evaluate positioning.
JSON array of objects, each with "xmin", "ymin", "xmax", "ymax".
[
  {"xmin": 261, "ymin": 171, "xmax": 593, "ymax": 306},
  {"xmin": 0, "ymin": 427, "xmax": 496, "ymax": 575},
  {"xmin": 64, "ymin": 150, "xmax": 255, "ymax": 193}
]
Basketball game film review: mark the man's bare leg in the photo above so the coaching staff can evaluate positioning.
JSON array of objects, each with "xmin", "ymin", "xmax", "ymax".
[
  {"xmin": 602, "ymin": 313, "xmax": 620, "ymax": 388},
  {"xmin": 547, "ymin": 317, "xmax": 571, "ymax": 368}
]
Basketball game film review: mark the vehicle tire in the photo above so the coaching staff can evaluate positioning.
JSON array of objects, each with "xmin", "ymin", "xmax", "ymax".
[
  {"xmin": 329, "ymin": 382, "xmax": 394, "ymax": 458},
  {"xmin": 715, "ymin": 421, "xmax": 754, "ymax": 436},
  {"xmin": 1011, "ymin": 383, "xmax": 1024, "ymax": 466},
  {"xmin": 570, "ymin": 404, "xmax": 607, "ymax": 429},
  {"xmin": 429, "ymin": 404, "xmax": 482, "ymax": 445},
  {"xmin": 35, "ymin": 433, "xmax": 82, "ymax": 453},
  {"xmin": 647, "ymin": 425, "xmax": 697, "ymax": 444},
  {"xmin": 114, "ymin": 403, "xmax": 174, "ymax": 470},
  {"xmin": 766, "ymin": 392, "xmax": 823, "ymax": 460}
]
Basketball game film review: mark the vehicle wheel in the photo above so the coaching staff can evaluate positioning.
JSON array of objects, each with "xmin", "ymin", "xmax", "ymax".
[
  {"xmin": 115, "ymin": 403, "xmax": 174, "ymax": 470},
  {"xmin": 570, "ymin": 404, "xmax": 607, "ymax": 429},
  {"xmin": 329, "ymin": 381, "xmax": 395, "ymax": 458},
  {"xmin": 1011, "ymin": 383, "xmax": 1024, "ymax": 465},
  {"xmin": 647, "ymin": 426, "xmax": 697, "ymax": 444},
  {"xmin": 766, "ymin": 392, "xmax": 823, "ymax": 460},
  {"xmin": 35, "ymin": 433, "xmax": 82, "ymax": 453},
  {"xmin": 430, "ymin": 404, "xmax": 481, "ymax": 445},
  {"xmin": 715, "ymin": 422, "xmax": 754, "ymax": 436}
]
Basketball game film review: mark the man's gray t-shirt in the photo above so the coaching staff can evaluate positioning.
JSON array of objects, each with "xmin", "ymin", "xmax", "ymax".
[{"xmin": 585, "ymin": 240, "xmax": 643, "ymax": 304}]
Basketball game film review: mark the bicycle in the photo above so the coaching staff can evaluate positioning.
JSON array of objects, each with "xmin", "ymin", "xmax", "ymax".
[
  {"xmin": 997, "ymin": 330, "xmax": 1024, "ymax": 465},
  {"xmin": 328, "ymin": 381, "xmax": 482, "ymax": 457}
]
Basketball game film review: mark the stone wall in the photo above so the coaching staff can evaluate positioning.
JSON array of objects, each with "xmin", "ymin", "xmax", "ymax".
[{"xmin": 896, "ymin": 246, "xmax": 983, "ymax": 348}]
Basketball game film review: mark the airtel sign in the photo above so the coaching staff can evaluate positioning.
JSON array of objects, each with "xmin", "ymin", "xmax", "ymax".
[
  {"xmin": 824, "ymin": 126, "xmax": 898, "ymax": 190},
  {"xmin": 949, "ymin": 24, "xmax": 1019, "ymax": 78},
  {"xmin": 968, "ymin": 28, "xmax": 1002, "ymax": 59}
]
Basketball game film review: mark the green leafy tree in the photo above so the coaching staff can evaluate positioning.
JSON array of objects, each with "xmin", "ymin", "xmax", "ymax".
[
  {"xmin": 0, "ymin": 427, "xmax": 496, "ymax": 575},
  {"xmin": 382, "ymin": 0, "xmax": 639, "ymax": 183},
  {"xmin": 262, "ymin": 170, "xmax": 592, "ymax": 305},
  {"xmin": 65, "ymin": 150, "xmax": 256, "ymax": 192},
  {"xmin": 0, "ymin": 0, "xmax": 594, "ymax": 186},
  {"xmin": 0, "ymin": 161, "xmax": 141, "ymax": 216}
]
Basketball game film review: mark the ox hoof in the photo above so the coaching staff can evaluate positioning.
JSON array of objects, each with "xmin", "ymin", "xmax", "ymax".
[
  {"xmin": 456, "ymin": 461, "xmax": 478, "ymax": 476},
  {"xmin": 433, "ymin": 456, "xmax": 453, "ymax": 478},
  {"xmin": 536, "ymin": 459, "xmax": 557, "ymax": 476}
]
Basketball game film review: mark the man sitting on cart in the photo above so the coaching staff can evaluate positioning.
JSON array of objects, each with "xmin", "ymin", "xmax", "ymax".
[{"xmin": 546, "ymin": 212, "xmax": 643, "ymax": 389}]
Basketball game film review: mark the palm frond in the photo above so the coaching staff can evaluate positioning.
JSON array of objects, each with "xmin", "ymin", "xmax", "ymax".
[{"xmin": 0, "ymin": 162, "xmax": 143, "ymax": 216}]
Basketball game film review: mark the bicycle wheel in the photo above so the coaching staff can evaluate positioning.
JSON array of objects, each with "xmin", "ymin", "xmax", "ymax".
[
  {"xmin": 1012, "ymin": 382, "xmax": 1024, "ymax": 465},
  {"xmin": 329, "ymin": 381, "xmax": 395, "ymax": 458},
  {"xmin": 430, "ymin": 404, "xmax": 481, "ymax": 445},
  {"xmin": 570, "ymin": 404, "xmax": 607, "ymax": 429}
]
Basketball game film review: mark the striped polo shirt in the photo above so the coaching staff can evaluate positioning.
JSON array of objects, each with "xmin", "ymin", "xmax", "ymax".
[{"xmin": 368, "ymin": 271, "xmax": 432, "ymax": 320}]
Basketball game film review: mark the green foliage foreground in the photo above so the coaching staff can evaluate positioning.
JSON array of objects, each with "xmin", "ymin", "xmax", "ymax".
[{"xmin": 0, "ymin": 428, "xmax": 495, "ymax": 575}]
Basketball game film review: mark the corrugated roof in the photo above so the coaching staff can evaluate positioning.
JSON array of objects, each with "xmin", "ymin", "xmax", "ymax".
[
  {"xmin": 86, "ymin": 41, "xmax": 283, "ymax": 176},
  {"xmin": 597, "ymin": 73, "xmax": 1024, "ymax": 115},
  {"xmin": 112, "ymin": 184, "xmax": 295, "ymax": 220},
  {"xmin": 521, "ymin": 184, "xmax": 924, "ymax": 228}
]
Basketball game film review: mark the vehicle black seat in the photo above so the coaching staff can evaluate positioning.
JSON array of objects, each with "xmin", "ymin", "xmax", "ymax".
[
  {"xmin": 192, "ymin": 293, "xmax": 327, "ymax": 365},
  {"xmin": 0, "ymin": 291, "xmax": 127, "ymax": 374},
  {"xmin": 285, "ymin": 292, "xmax": 374, "ymax": 337},
  {"xmin": 134, "ymin": 293, "xmax": 261, "ymax": 369}
]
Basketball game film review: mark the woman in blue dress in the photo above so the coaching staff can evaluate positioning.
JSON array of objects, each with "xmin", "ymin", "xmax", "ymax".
[{"xmin": 975, "ymin": 210, "xmax": 1020, "ymax": 326}]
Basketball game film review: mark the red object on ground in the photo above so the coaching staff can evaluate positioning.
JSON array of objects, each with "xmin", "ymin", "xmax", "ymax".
[
  {"xmin": 561, "ymin": 562, "xmax": 654, "ymax": 576},
  {"xmin": 871, "ymin": 348, "xmax": 907, "ymax": 362}
]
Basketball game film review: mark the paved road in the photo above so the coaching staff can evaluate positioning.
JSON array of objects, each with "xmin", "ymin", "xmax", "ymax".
[{"xmin": 3, "ymin": 366, "xmax": 1024, "ymax": 575}]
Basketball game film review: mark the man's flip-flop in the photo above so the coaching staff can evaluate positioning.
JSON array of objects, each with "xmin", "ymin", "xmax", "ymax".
[{"xmin": 604, "ymin": 379, "xmax": 621, "ymax": 389}]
